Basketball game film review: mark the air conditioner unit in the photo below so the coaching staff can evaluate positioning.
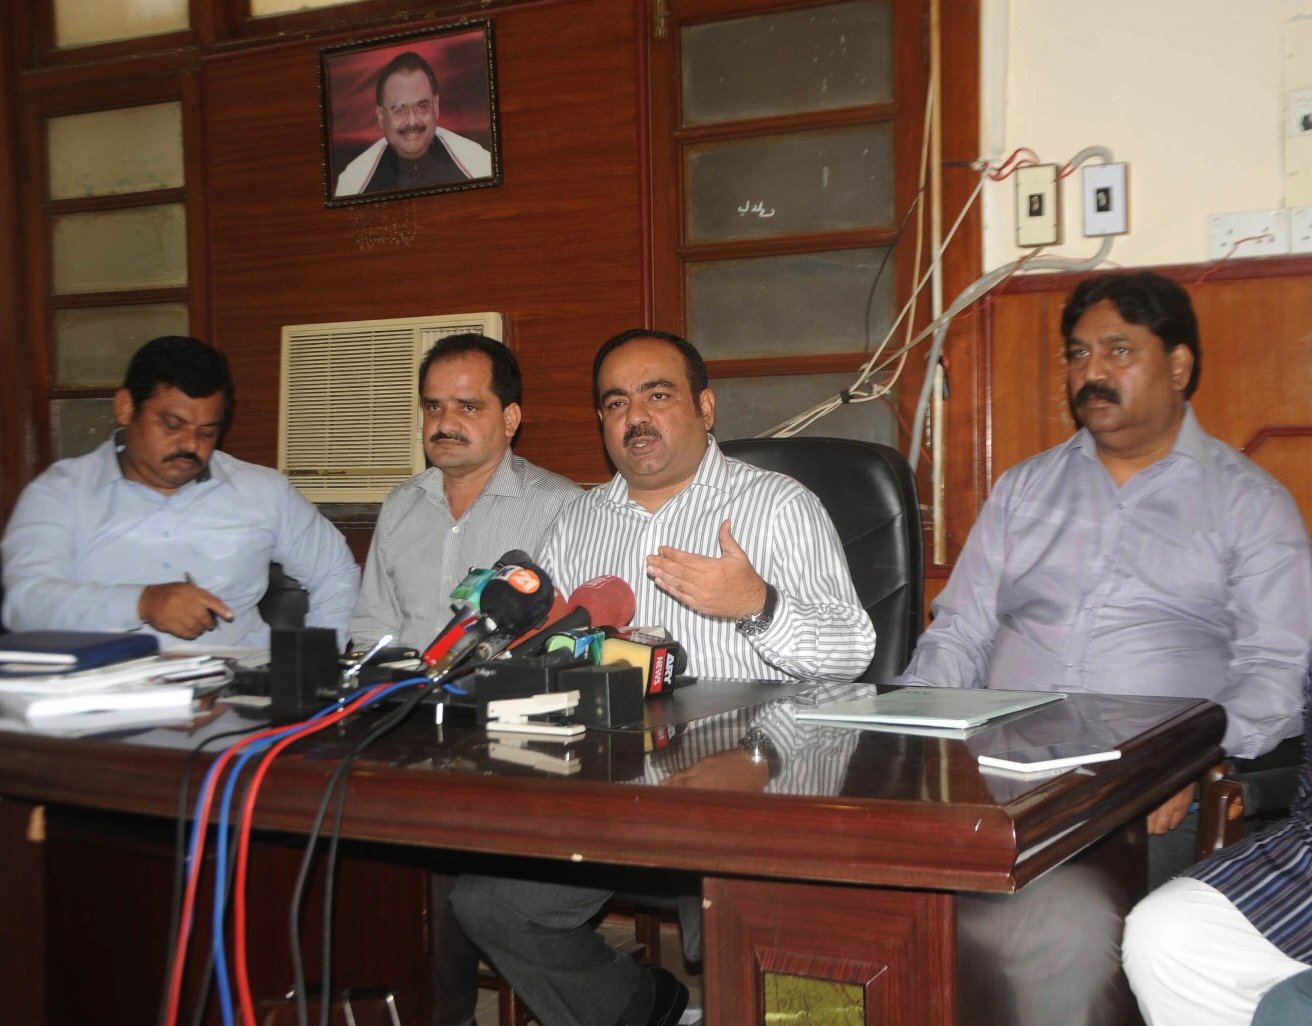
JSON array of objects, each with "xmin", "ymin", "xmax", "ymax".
[{"xmin": 278, "ymin": 312, "xmax": 504, "ymax": 502}]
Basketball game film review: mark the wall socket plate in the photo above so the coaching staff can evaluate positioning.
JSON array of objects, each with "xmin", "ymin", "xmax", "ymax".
[
  {"xmin": 1291, "ymin": 206, "xmax": 1312, "ymax": 254},
  {"xmin": 1082, "ymin": 162, "xmax": 1128, "ymax": 236},
  {"xmin": 1015, "ymin": 164, "xmax": 1060, "ymax": 247},
  {"xmin": 1207, "ymin": 209, "xmax": 1291, "ymax": 259}
]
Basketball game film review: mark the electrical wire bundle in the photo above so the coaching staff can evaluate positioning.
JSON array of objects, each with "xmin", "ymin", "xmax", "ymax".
[{"xmin": 158, "ymin": 673, "xmax": 445, "ymax": 1026}]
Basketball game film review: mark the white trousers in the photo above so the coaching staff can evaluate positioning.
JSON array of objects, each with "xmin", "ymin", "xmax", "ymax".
[{"xmin": 1123, "ymin": 877, "xmax": 1310, "ymax": 1026}]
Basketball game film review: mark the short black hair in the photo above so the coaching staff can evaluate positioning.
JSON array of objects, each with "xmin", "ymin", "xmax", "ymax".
[
  {"xmin": 592, "ymin": 329, "xmax": 709, "ymax": 410},
  {"xmin": 122, "ymin": 336, "xmax": 234, "ymax": 415},
  {"xmin": 418, "ymin": 333, "xmax": 522, "ymax": 408},
  {"xmin": 1061, "ymin": 271, "xmax": 1201, "ymax": 398},
  {"xmin": 375, "ymin": 51, "xmax": 439, "ymax": 106}
]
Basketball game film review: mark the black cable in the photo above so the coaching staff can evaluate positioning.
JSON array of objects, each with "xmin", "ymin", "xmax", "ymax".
[
  {"xmin": 862, "ymin": 184, "xmax": 926, "ymax": 358},
  {"xmin": 287, "ymin": 678, "xmax": 444, "ymax": 1026}
]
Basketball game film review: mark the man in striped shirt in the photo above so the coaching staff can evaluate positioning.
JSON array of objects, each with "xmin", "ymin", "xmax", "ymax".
[
  {"xmin": 348, "ymin": 333, "xmax": 579, "ymax": 1026},
  {"xmin": 452, "ymin": 329, "xmax": 875, "ymax": 1026}
]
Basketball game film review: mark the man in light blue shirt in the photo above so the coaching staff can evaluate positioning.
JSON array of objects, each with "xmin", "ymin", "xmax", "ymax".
[
  {"xmin": 898, "ymin": 272, "xmax": 1312, "ymax": 879},
  {"xmin": 2, "ymin": 336, "xmax": 359, "ymax": 649}
]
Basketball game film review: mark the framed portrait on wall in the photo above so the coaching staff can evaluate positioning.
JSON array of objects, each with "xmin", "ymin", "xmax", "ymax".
[{"xmin": 319, "ymin": 20, "xmax": 502, "ymax": 206}]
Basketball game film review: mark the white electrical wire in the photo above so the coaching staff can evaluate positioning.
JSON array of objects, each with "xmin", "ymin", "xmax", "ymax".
[{"xmin": 760, "ymin": 144, "xmax": 1119, "ymax": 470}]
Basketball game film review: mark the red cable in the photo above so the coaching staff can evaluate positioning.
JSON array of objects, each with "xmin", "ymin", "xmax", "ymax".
[
  {"xmin": 163, "ymin": 720, "xmax": 293, "ymax": 1026},
  {"xmin": 230, "ymin": 683, "xmax": 403, "ymax": 1026}
]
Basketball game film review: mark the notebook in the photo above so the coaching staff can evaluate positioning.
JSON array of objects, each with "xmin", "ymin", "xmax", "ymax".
[
  {"xmin": 0, "ymin": 631, "xmax": 160, "ymax": 674},
  {"xmin": 794, "ymin": 687, "xmax": 1065, "ymax": 731}
]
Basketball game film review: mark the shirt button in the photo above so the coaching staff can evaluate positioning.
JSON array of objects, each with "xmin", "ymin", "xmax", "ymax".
[{"xmin": 452, "ymin": 526, "xmax": 461, "ymax": 534}]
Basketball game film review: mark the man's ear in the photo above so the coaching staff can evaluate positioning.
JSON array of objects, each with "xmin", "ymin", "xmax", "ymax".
[
  {"xmin": 1169, "ymin": 344, "xmax": 1194, "ymax": 393},
  {"xmin": 698, "ymin": 387, "xmax": 716, "ymax": 430},
  {"xmin": 113, "ymin": 388, "xmax": 136, "ymax": 428},
  {"xmin": 375, "ymin": 106, "xmax": 386, "ymax": 131},
  {"xmin": 502, "ymin": 401, "xmax": 522, "ymax": 439}
]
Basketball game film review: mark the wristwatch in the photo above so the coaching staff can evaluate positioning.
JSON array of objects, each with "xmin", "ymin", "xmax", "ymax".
[{"xmin": 735, "ymin": 582, "xmax": 778, "ymax": 637}]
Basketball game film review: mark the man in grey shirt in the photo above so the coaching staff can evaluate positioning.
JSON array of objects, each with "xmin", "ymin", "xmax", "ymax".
[
  {"xmin": 349, "ymin": 333, "xmax": 579, "ymax": 1026},
  {"xmin": 350, "ymin": 333, "xmax": 579, "ymax": 652},
  {"xmin": 897, "ymin": 271, "xmax": 1312, "ymax": 880}
]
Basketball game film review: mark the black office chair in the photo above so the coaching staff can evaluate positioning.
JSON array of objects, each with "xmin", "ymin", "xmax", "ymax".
[
  {"xmin": 258, "ymin": 562, "xmax": 309, "ymax": 630},
  {"xmin": 719, "ymin": 435, "xmax": 924, "ymax": 684}
]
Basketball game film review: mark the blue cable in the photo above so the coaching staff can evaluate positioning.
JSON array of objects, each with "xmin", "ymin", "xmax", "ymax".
[{"xmin": 206, "ymin": 680, "xmax": 427, "ymax": 1026}]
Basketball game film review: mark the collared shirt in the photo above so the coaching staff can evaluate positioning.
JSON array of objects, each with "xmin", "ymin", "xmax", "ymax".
[
  {"xmin": 897, "ymin": 406, "xmax": 1312, "ymax": 759},
  {"xmin": 349, "ymin": 451, "xmax": 581, "ymax": 651},
  {"xmin": 1, "ymin": 437, "xmax": 360, "ymax": 649},
  {"xmin": 540, "ymin": 435, "xmax": 876, "ymax": 683},
  {"xmin": 1187, "ymin": 673, "xmax": 1312, "ymax": 963}
]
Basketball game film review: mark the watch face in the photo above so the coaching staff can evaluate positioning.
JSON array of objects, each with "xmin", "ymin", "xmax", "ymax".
[{"xmin": 735, "ymin": 612, "xmax": 772, "ymax": 636}]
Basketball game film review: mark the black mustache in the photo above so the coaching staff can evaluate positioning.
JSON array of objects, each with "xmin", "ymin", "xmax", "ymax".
[
  {"xmin": 1073, "ymin": 382, "xmax": 1121, "ymax": 406},
  {"xmin": 429, "ymin": 431, "xmax": 469, "ymax": 445},
  {"xmin": 164, "ymin": 451, "xmax": 201, "ymax": 464},
  {"xmin": 624, "ymin": 424, "xmax": 661, "ymax": 445}
]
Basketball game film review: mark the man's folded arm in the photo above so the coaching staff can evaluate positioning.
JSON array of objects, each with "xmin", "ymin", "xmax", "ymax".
[
  {"xmin": 893, "ymin": 482, "xmax": 1009, "ymax": 689},
  {"xmin": 1, "ymin": 478, "xmax": 145, "ymax": 631},
  {"xmin": 1214, "ymin": 484, "xmax": 1312, "ymax": 759}
]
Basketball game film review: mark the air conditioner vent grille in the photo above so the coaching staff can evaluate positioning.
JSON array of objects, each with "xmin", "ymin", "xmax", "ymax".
[{"xmin": 278, "ymin": 313, "xmax": 503, "ymax": 502}]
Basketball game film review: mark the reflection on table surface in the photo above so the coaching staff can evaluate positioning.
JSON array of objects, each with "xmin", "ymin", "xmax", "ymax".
[{"xmin": 102, "ymin": 677, "xmax": 1215, "ymax": 806}]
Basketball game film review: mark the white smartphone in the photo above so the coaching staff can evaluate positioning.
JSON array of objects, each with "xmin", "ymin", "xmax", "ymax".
[{"xmin": 977, "ymin": 742, "xmax": 1121, "ymax": 774}]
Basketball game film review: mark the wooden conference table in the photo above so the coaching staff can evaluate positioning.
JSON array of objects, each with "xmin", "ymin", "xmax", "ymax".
[{"xmin": 0, "ymin": 678, "xmax": 1224, "ymax": 1026}]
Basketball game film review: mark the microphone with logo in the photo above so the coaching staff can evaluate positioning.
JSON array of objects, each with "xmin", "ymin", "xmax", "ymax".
[
  {"xmin": 422, "ymin": 557, "xmax": 556, "ymax": 679},
  {"xmin": 467, "ymin": 576, "xmax": 647, "ymax": 726}
]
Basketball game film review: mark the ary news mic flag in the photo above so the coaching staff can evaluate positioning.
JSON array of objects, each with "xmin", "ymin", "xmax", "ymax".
[
  {"xmin": 422, "ymin": 558, "xmax": 555, "ymax": 674},
  {"xmin": 600, "ymin": 629, "xmax": 688, "ymax": 695}
]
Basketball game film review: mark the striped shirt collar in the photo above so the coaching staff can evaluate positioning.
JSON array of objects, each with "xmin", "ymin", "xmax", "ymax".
[
  {"xmin": 596, "ymin": 433, "xmax": 729, "ymax": 510},
  {"xmin": 1065, "ymin": 402, "xmax": 1212, "ymax": 471},
  {"xmin": 413, "ymin": 448, "xmax": 525, "ymax": 509}
]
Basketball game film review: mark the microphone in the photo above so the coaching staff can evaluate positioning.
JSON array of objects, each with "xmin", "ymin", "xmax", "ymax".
[
  {"xmin": 423, "ymin": 561, "xmax": 555, "ymax": 676},
  {"xmin": 600, "ymin": 629, "xmax": 688, "ymax": 695},
  {"xmin": 508, "ymin": 575, "xmax": 636, "ymax": 656}
]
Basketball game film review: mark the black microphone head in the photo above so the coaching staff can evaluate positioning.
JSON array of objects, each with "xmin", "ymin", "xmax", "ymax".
[
  {"xmin": 494, "ymin": 550, "xmax": 535, "ymax": 569},
  {"xmin": 478, "ymin": 562, "xmax": 555, "ymax": 637}
]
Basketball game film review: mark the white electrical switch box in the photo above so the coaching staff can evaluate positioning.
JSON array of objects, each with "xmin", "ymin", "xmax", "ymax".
[
  {"xmin": 1015, "ymin": 164, "xmax": 1060, "ymax": 247},
  {"xmin": 1082, "ymin": 163, "xmax": 1128, "ymax": 237}
]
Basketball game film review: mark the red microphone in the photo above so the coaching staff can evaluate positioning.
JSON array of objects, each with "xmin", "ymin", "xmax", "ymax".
[{"xmin": 507, "ymin": 575, "xmax": 636, "ymax": 655}]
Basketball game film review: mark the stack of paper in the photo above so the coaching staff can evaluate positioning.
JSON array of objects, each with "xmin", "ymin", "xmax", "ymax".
[{"xmin": 0, "ymin": 652, "xmax": 231, "ymax": 731}]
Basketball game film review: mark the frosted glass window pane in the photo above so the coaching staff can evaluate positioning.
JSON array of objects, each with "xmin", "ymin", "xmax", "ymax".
[
  {"xmin": 54, "ymin": 0, "xmax": 188, "ymax": 48},
  {"xmin": 250, "ymin": 0, "xmax": 357, "ymax": 14},
  {"xmin": 55, "ymin": 304, "xmax": 189, "ymax": 387},
  {"xmin": 682, "ymin": 0, "xmax": 891, "ymax": 125},
  {"xmin": 687, "ymin": 124, "xmax": 893, "ymax": 241},
  {"xmin": 51, "ymin": 399, "xmax": 116, "ymax": 460},
  {"xmin": 688, "ymin": 249, "xmax": 893, "ymax": 359},
  {"xmin": 48, "ymin": 103, "xmax": 184, "ymax": 200},
  {"xmin": 712, "ymin": 372, "xmax": 896, "ymax": 446},
  {"xmin": 52, "ymin": 205, "xmax": 187, "ymax": 295}
]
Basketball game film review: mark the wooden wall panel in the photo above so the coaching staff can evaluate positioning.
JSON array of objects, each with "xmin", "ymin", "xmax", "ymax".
[{"xmin": 202, "ymin": 0, "xmax": 646, "ymax": 486}]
